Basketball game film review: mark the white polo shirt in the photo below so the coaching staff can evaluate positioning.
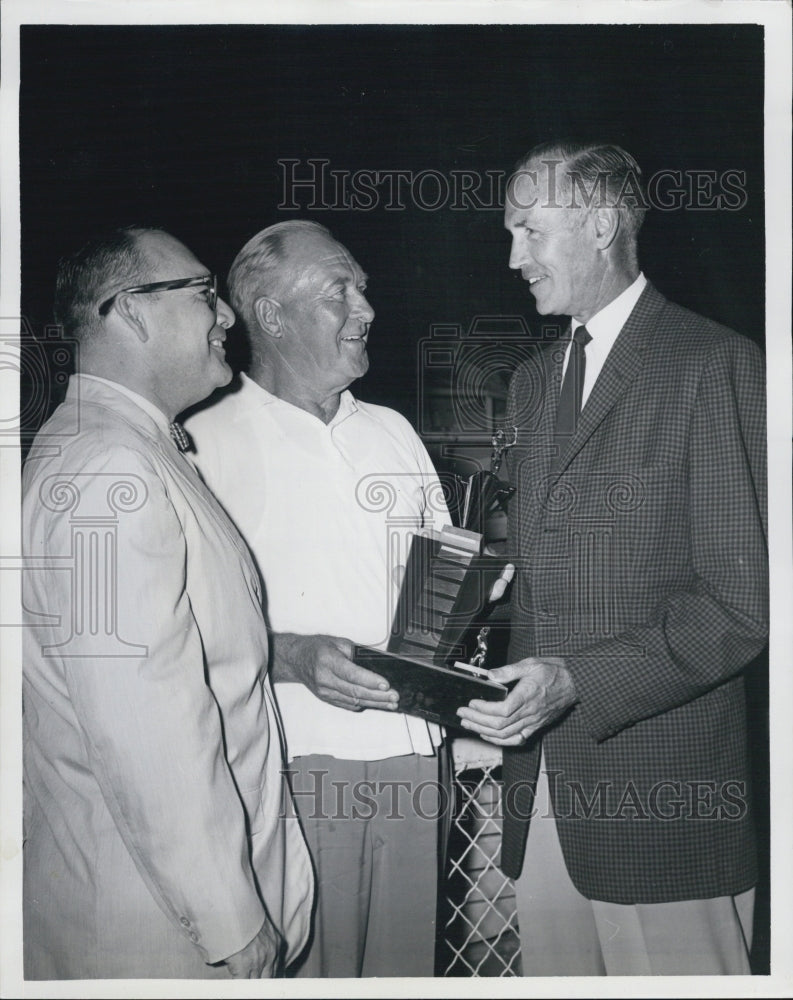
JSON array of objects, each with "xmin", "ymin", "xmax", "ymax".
[{"xmin": 187, "ymin": 374, "xmax": 448, "ymax": 761}]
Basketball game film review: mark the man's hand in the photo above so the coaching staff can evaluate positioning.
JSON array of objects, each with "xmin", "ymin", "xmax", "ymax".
[
  {"xmin": 224, "ymin": 915, "xmax": 283, "ymax": 978},
  {"xmin": 270, "ymin": 633, "xmax": 399, "ymax": 712},
  {"xmin": 456, "ymin": 656, "xmax": 576, "ymax": 745}
]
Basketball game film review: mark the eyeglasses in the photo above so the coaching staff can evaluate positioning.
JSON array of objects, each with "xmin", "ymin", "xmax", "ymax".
[{"xmin": 98, "ymin": 274, "xmax": 218, "ymax": 316}]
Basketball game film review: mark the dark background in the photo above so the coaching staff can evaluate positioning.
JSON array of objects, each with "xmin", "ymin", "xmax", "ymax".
[
  {"xmin": 21, "ymin": 24, "xmax": 765, "ymax": 415},
  {"xmin": 19, "ymin": 21, "xmax": 768, "ymax": 973}
]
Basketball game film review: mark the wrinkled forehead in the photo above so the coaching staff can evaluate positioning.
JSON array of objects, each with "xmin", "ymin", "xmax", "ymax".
[{"xmin": 284, "ymin": 233, "xmax": 366, "ymax": 285}]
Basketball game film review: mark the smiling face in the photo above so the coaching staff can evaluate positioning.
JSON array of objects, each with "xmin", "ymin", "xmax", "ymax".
[
  {"xmin": 135, "ymin": 231, "xmax": 235, "ymax": 414},
  {"xmin": 270, "ymin": 230, "xmax": 374, "ymax": 397},
  {"xmin": 504, "ymin": 163, "xmax": 607, "ymax": 323}
]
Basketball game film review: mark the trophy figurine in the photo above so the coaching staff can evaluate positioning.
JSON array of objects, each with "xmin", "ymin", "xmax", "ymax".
[{"xmin": 457, "ymin": 425, "xmax": 517, "ymax": 537}]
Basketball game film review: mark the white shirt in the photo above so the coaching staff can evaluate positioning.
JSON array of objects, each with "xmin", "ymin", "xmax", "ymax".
[
  {"xmin": 186, "ymin": 374, "xmax": 449, "ymax": 761},
  {"xmin": 564, "ymin": 272, "xmax": 648, "ymax": 407}
]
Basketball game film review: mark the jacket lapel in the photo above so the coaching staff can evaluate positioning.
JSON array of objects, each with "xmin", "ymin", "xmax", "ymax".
[
  {"xmin": 549, "ymin": 283, "xmax": 666, "ymax": 479},
  {"xmin": 73, "ymin": 377, "xmax": 255, "ymax": 566}
]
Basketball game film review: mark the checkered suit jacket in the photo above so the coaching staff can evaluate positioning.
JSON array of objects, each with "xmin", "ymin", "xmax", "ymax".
[{"xmin": 500, "ymin": 282, "xmax": 767, "ymax": 903}]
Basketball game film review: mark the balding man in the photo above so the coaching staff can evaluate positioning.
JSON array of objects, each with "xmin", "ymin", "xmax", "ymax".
[
  {"xmin": 457, "ymin": 141, "xmax": 768, "ymax": 975},
  {"xmin": 186, "ymin": 220, "xmax": 449, "ymax": 978},
  {"xmin": 22, "ymin": 227, "xmax": 313, "ymax": 979}
]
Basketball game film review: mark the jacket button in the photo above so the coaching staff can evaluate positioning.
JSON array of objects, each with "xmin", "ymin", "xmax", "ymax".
[
  {"xmin": 180, "ymin": 917, "xmax": 190, "ymax": 927},
  {"xmin": 189, "ymin": 931, "xmax": 199, "ymax": 942}
]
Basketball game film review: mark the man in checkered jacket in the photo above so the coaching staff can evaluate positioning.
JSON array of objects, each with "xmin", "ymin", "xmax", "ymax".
[{"xmin": 458, "ymin": 141, "xmax": 767, "ymax": 975}]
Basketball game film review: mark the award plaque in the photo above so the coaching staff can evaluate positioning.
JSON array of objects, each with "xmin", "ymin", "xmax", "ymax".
[
  {"xmin": 354, "ymin": 433, "xmax": 517, "ymax": 728},
  {"xmin": 353, "ymin": 644, "xmax": 508, "ymax": 730}
]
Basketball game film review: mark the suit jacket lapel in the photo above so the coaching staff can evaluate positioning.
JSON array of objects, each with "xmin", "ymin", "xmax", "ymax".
[
  {"xmin": 73, "ymin": 377, "xmax": 255, "ymax": 566},
  {"xmin": 549, "ymin": 283, "xmax": 666, "ymax": 479}
]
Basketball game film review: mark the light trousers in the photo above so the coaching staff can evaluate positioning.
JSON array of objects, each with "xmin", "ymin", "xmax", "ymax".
[
  {"xmin": 515, "ymin": 760, "xmax": 754, "ymax": 976},
  {"xmin": 288, "ymin": 752, "xmax": 442, "ymax": 978}
]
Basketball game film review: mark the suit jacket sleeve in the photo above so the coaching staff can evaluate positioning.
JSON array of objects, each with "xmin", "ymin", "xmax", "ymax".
[
  {"xmin": 566, "ymin": 335, "xmax": 768, "ymax": 741},
  {"xmin": 50, "ymin": 444, "xmax": 266, "ymax": 965}
]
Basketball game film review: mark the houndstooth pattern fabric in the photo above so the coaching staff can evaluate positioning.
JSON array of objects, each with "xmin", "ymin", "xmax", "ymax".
[
  {"xmin": 169, "ymin": 420, "xmax": 193, "ymax": 453},
  {"xmin": 500, "ymin": 283, "xmax": 768, "ymax": 903}
]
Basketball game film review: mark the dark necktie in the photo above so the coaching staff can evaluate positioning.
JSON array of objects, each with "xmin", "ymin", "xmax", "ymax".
[
  {"xmin": 553, "ymin": 325, "xmax": 591, "ymax": 463},
  {"xmin": 169, "ymin": 421, "xmax": 192, "ymax": 453}
]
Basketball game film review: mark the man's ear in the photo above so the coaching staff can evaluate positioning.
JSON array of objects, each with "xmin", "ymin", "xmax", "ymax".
[
  {"xmin": 112, "ymin": 292, "xmax": 150, "ymax": 343},
  {"xmin": 253, "ymin": 296, "xmax": 284, "ymax": 338},
  {"xmin": 593, "ymin": 206, "xmax": 620, "ymax": 251}
]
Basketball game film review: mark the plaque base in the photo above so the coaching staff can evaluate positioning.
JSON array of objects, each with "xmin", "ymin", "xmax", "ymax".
[{"xmin": 353, "ymin": 646, "xmax": 511, "ymax": 729}]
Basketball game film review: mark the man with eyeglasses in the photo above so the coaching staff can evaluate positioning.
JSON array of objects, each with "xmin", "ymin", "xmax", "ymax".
[{"xmin": 22, "ymin": 226, "xmax": 314, "ymax": 979}]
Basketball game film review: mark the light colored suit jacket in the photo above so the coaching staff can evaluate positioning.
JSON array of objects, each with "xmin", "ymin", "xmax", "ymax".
[{"xmin": 22, "ymin": 376, "xmax": 313, "ymax": 979}]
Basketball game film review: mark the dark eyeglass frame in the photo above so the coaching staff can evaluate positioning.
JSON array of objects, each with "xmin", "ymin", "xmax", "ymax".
[{"xmin": 98, "ymin": 274, "xmax": 218, "ymax": 316}]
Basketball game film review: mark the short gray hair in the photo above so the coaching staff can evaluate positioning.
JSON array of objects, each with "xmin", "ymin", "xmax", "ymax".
[
  {"xmin": 228, "ymin": 220, "xmax": 333, "ymax": 335},
  {"xmin": 514, "ymin": 140, "xmax": 648, "ymax": 251}
]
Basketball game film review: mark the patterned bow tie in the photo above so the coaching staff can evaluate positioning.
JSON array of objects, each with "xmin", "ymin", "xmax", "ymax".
[{"xmin": 169, "ymin": 421, "xmax": 193, "ymax": 453}]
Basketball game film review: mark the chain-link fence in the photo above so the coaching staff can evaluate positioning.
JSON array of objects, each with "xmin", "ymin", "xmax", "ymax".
[{"xmin": 438, "ymin": 758, "xmax": 522, "ymax": 977}]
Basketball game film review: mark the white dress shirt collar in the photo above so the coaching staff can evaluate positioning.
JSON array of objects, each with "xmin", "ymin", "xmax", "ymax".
[
  {"xmin": 572, "ymin": 271, "xmax": 647, "ymax": 342},
  {"xmin": 568, "ymin": 272, "xmax": 647, "ymax": 407}
]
